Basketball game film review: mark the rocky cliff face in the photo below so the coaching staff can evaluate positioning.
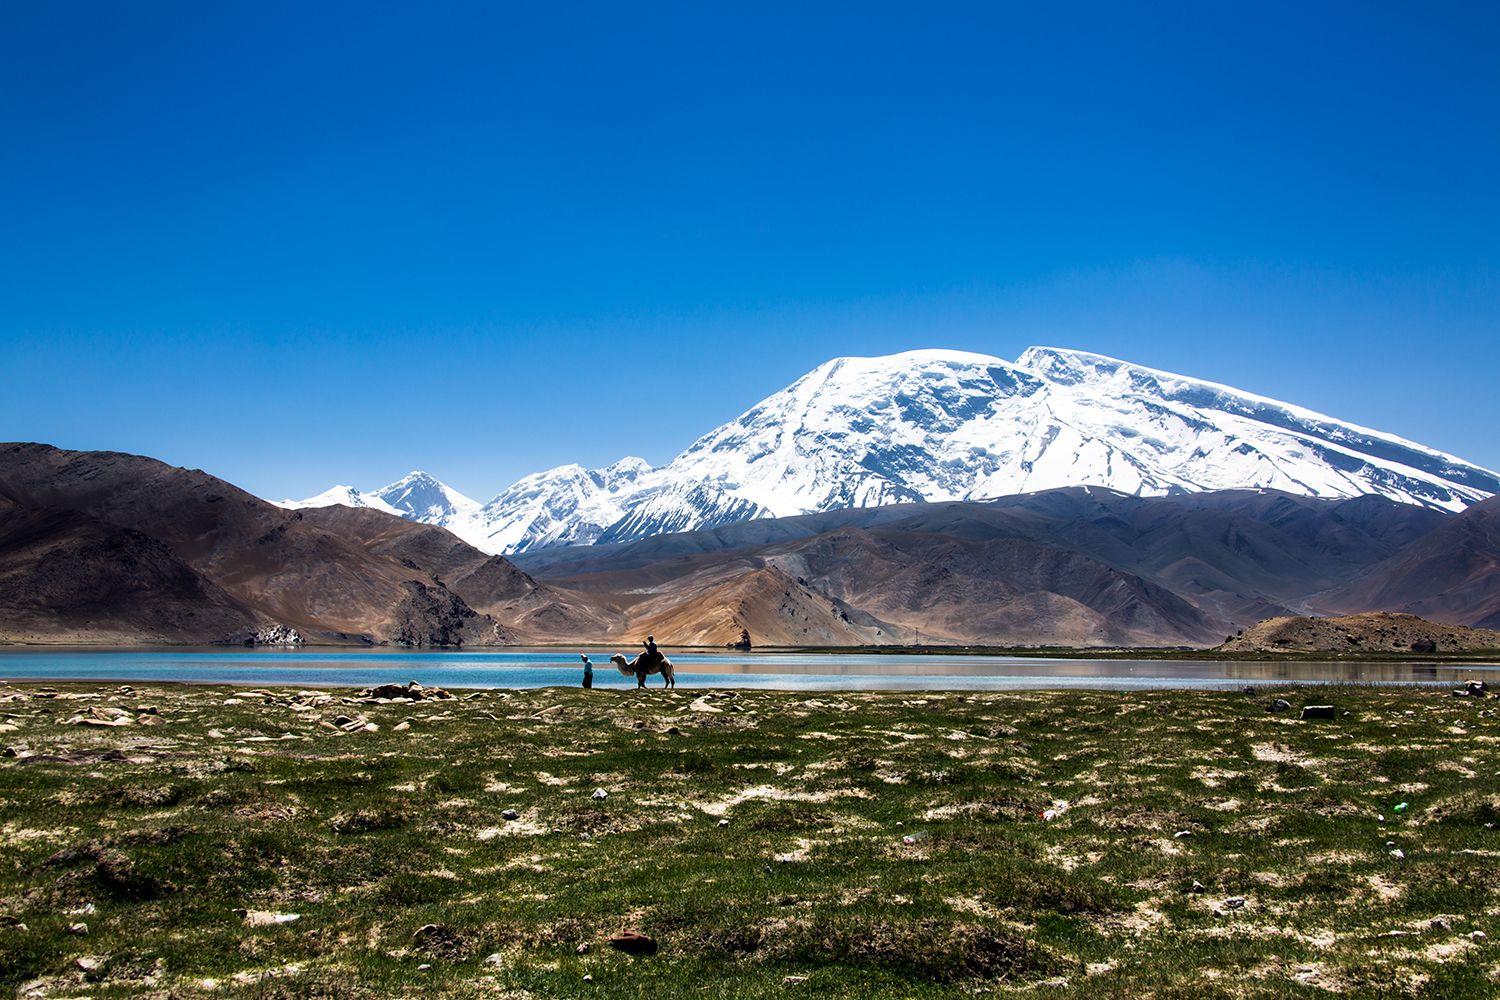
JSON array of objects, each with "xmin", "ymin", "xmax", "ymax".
[{"xmin": 388, "ymin": 580, "xmax": 509, "ymax": 647}]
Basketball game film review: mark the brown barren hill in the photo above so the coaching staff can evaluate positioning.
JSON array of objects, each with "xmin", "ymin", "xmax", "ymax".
[
  {"xmin": 629, "ymin": 565, "xmax": 894, "ymax": 646},
  {"xmin": 527, "ymin": 488, "xmax": 1461, "ymax": 648},
  {"xmin": 544, "ymin": 519, "xmax": 1224, "ymax": 647},
  {"xmin": 0, "ymin": 443, "xmax": 566, "ymax": 645},
  {"xmin": 0, "ymin": 498, "xmax": 258, "ymax": 643},
  {"xmin": 759, "ymin": 525, "xmax": 1218, "ymax": 646},
  {"xmin": 1218, "ymin": 611, "xmax": 1500, "ymax": 654}
]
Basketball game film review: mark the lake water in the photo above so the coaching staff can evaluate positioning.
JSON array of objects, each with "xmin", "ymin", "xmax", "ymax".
[{"xmin": 1, "ymin": 648, "xmax": 1495, "ymax": 691}]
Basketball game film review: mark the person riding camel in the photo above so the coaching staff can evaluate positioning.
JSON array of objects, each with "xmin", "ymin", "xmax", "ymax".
[{"xmin": 642, "ymin": 635, "xmax": 663, "ymax": 668}]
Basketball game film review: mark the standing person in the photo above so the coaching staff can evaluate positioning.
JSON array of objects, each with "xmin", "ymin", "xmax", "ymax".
[{"xmin": 580, "ymin": 654, "xmax": 594, "ymax": 689}]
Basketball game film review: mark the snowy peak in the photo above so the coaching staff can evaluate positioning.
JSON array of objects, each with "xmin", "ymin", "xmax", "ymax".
[
  {"xmin": 819, "ymin": 348, "xmax": 1006, "ymax": 371},
  {"xmin": 1014, "ymin": 345, "xmax": 1125, "ymax": 383},
  {"xmin": 371, "ymin": 471, "xmax": 480, "ymax": 524},
  {"xmin": 596, "ymin": 481, "xmax": 772, "ymax": 546},
  {"xmin": 598, "ymin": 456, "xmax": 652, "ymax": 487},
  {"xmin": 668, "ymin": 350, "xmax": 1040, "ymax": 516}
]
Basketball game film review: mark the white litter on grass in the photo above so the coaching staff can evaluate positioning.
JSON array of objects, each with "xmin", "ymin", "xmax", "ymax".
[{"xmin": 1042, "ymin": 799, "xmax": 1071, "ymax": 821}]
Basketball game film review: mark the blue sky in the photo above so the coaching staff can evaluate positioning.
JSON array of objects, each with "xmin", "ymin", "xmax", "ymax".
[{"xmin": 2, "ymin": 2, "xmax": 1496, "ymax": 501}]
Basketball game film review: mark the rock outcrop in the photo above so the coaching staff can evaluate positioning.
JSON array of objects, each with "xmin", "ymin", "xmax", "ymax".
[{"xmin": 249, "ymin": 625, "xmax": 304, "ymax": 646}]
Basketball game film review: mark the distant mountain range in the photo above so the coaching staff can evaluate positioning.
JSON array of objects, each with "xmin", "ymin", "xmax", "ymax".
[
  {"xmin": 278, "ymin": 347, "xmax": 1500, "ymax": 554},
  {"xmin": 5, "ymin": 443, "xmax": 1500, "ymax": 647},
  {"xmin": 514, "ymin": 487, "xmax": 1500, "ymax": 646}
]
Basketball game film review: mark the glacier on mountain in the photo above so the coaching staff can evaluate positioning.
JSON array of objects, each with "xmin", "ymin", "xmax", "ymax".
[
  {"xmin": 458, "ymin": 458, "xmax": 654, "ymax": 553},
  {"xmin": 276, "ymin": 347, "xmax": 1500, "ymax": 554}
]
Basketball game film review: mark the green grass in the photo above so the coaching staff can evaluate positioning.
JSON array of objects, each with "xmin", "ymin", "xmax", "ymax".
[{"xmin": 0, "ymin": 681, "xmax": 1496, "ymax": 997}]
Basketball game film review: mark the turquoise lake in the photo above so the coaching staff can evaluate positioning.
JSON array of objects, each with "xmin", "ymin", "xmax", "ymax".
[{"xmin": 1, "ymin": 648, "xmax": 1495, "ymax": 691}]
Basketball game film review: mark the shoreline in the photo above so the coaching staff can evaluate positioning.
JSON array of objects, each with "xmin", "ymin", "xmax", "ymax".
[
  {"xmin": 3, "ymin": 639, "xmax": 1500, "ymax": 664},
  {"xmin": 0, "ymin": 677, "xmax": 1481, "ymax": 694}
]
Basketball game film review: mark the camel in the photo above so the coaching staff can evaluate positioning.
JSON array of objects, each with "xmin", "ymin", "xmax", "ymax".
[{"xmin": 610, "ymin": 652, "xmax": 676, "ymax": 689}]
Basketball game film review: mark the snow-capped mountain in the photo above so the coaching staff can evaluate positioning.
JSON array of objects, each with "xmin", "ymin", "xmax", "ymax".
[
  {"xmin": 277, "ymin": 347, "xmax": 1500, "ymax": 554},
  {"xmin": 275, "ymin": 458, "xmax": 766, "ymax": 554},
  {"xmin": 453, "ymin": 458, "xmax": 773, "ymax": 553},
  {"xmin": 662, "ymin": 347, "xmax": 1499, "ymax": 517}
]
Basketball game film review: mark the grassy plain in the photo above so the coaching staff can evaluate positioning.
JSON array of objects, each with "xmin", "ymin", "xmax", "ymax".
[{"xmin": 0, "ymin": 680, "xmax": 1496, "ymax": 997}]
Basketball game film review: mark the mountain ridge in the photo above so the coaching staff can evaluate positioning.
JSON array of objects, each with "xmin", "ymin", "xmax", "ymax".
[{"xmin": 276, "ymin": 347, "xmax": 1500, "ymax": 555}]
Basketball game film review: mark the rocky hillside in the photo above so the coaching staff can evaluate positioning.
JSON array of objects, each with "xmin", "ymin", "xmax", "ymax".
[
  {"xmin": 295, "ymin": 504, "xmax": 624, "ymax": 640},
  {"xmin": 1319, "ymin": 497, "xmax": 1500, "ymax": 630},
  {"xmin": 1218, "ymin": 612, "xmax": 1500, "ymax": 654},
  {"xmin": 523, "ymin": 488, "xmax": 1463, "ymax": 648},
  {"xmin": 629, "ymin": 565, "xmax": 888, "ymax": 647}
]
